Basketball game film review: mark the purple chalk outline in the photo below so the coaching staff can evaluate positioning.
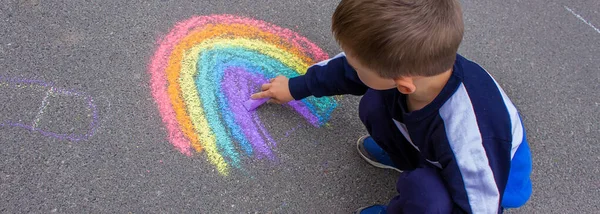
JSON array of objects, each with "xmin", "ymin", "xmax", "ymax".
[{"xmin": 0, "ymin": 76, "xmax": 99, "ymax": 141}]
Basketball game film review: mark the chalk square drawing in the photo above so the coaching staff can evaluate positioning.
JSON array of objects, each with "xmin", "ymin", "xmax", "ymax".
[
  {"xmin": 0, "ymin": 76, "xmax": 99, "ymax": 142},
  {"xmin": 34, "ymin": 92, "xmax": 94, "ymax": 137},
  {"xmin": 149, "ymin": 14, "xmax": 338, "ymax": 176}
]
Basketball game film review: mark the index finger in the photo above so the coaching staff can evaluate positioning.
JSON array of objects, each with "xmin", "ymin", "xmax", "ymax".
[
  {"xmin": 250, "ymin": 91, "xmax": 273, "ymax": 99},
  {"xmin": 261, "ymin": 83, "xmax": 272, "ymax": 91}
]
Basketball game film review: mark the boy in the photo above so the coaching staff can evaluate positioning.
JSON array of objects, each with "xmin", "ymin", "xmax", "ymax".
[{"xmin": 252, "ymin": 0, "xmax": 532, "ymax": 213}]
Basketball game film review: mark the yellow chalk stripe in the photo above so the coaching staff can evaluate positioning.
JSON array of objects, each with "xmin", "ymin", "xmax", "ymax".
[
  {"xmin": 180, "ymin": 48, "xmax": 229, "ymax": 175},
  {"xmin": 190, "ymin": 37, "xmax": 309, "ymax": 73}
]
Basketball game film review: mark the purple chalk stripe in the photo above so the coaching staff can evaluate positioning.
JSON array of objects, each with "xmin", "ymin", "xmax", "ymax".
[{"xmin": 222, "ymin": 67, "xmax": 275, "ymax": 159}]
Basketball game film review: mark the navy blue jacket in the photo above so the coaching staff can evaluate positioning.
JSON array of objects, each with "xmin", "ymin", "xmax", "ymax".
[{"xmin": 289, "ymin": 53, "xmax": 532, "ymax": 213}]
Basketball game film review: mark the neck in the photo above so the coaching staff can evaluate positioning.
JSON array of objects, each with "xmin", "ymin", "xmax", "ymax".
[{"xmin": 406, "ymin": 69, "xmax": 453, "ymax": 112}]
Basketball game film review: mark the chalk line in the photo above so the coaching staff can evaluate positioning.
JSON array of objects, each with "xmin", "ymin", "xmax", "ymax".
[
  {"xmin": 0, "ymin": 77, "xmax": 99, "ymax": 141},
  {"xmin": 564, "ymin": 6, "xmax": 600, "ymax": 35},
  {"xmin": 32, "ymin": 87, "xmax": 53, "ymax": 129}
]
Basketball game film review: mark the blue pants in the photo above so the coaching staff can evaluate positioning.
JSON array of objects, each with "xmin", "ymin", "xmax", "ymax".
[{"xmin": 359, "ymin": 89, "xmax": 453, "ymax": 213}]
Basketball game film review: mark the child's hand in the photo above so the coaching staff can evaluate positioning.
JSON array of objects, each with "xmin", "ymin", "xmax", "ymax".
[{"xmin": 251, "ymin": 75, "xmax": 294, "ymax": 104}]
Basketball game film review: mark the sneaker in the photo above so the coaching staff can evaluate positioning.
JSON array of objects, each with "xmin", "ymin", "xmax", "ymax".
[
  {"xmin": 354, "ymin": 205, "xmax": 387, "ymax": 214},
  {"xmin": 357, "ymin": 135, "xmax": 401, "ymax": 172}
]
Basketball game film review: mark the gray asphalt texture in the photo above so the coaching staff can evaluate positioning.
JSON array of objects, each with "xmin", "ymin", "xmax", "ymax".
[{"xmin": 0, "ymin": 0, "xmax": 598, "ymax": 213}]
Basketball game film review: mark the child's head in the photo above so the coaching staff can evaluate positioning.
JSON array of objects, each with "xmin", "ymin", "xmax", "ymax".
[{"xmin": 332, "ymin": 0, "xmax": 464, "ymax": 91}]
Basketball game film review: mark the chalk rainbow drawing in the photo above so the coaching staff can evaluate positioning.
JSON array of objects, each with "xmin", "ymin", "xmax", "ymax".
[
  {"xmin": 0, "ymin": 76, "xmax": 99, "ymax": 141},
  {"xmin": 149, "ymin": 15, "xmax": 337, "ymax": 175}
]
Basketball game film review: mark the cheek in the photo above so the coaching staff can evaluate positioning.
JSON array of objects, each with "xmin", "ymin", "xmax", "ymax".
[
  {"xmin": 356, "ymin": 71, "xmax": 376, "ymax": 88},
  {"xmin": 356, "ymin": 70, "xmax": 368, "ymax": 84}
]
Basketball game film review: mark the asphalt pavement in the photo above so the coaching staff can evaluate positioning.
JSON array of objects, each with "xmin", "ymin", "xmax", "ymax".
[{"xmin": 0, "ymin": 0, "xmax": 598, "ymax": 213}]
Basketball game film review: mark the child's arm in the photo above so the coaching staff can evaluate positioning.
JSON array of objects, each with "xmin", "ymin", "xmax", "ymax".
[
  {"xmin": 251, "ymin": 53, "xmax": 368, "ymax": 103},
  {"xmin": 288, "ymin": 52, "xmax": 368, "ymax": 100}
]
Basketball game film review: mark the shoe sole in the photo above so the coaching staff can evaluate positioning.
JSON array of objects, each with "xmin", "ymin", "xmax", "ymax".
[
  {"xmin": 354, "ymin": 205, "xmax": 386, "ymax": 214},
  {"xmin": 356, "ymin": 135, "xmax": 402, "ymax": 173}
]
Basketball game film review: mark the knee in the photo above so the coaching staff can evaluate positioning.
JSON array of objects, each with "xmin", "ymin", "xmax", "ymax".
[
  {"xmin": 389, "ymin": 168, "xmax": 453, "ymax": 213},
  {"xmin": 359, "ymin": 89, "xmax": 387, "ymax": 125}
]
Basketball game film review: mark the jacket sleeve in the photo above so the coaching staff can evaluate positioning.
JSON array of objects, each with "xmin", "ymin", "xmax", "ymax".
[
  {"xmin": 437, "ymin": 137, "xmax": 512, "ymax": 214},
  {"xmin": 288, "ymin": 52, "xmax": 369, "ymax": 100}
]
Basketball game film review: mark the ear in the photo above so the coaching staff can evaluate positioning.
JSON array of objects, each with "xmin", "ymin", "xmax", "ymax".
[{"xmin": 393, "ymin": 76, "xmax": 417, "ymax": 94}]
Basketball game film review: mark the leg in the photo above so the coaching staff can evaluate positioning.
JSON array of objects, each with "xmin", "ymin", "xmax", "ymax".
[
  {"xmin": 359, "ymin": 89, "xmax": 420, "ymax": 170},
  {"xmin": 387, "ymin": 168, "xmax": 453, "ymax": 213}
]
